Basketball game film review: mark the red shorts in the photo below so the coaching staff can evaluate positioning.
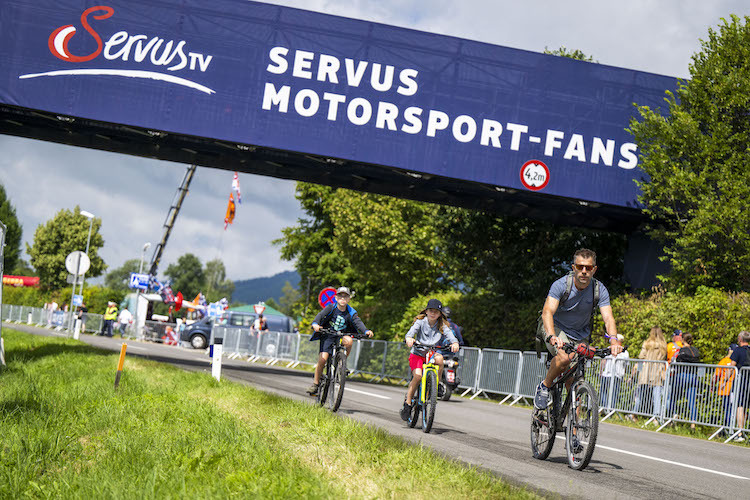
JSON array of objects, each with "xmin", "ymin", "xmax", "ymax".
[{"xmin": 409, "ymin": 353, "xmax": 426, "ymax": 372}]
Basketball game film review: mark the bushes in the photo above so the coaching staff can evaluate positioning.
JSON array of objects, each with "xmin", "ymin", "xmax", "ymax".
[{"xmin": 602, "ymin": 287, "xmax": 750, "ymax": 364}]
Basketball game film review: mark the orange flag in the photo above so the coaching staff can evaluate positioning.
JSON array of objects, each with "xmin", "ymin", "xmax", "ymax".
[{"xmin": 224, "ymin": 192, "xmax": 236, "ymax": 230}]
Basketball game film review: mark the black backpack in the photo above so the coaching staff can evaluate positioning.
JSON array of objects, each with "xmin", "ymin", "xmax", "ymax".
[{"xmin": 535, "ymin": 272, "xmax": 600, "ymax": 358}]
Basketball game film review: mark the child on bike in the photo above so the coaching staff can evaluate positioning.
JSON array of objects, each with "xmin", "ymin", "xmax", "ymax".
[
  {"xmin": 306, "ymin": 287, "xmax": 373, "ymax": 396},
  {"xmin": 400, "ymin": 298, "xmax": 459, "ymax": 420}
]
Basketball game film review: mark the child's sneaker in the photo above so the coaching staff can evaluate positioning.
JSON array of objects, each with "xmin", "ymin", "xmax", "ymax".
[{"xmin": 400, "ymin": 401, "xmax": 412, "ymax": 421}]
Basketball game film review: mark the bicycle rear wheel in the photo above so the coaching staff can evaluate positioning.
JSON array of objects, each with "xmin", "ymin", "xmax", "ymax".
[
  {"xmin": 566, "ymin": 380, "xmax": 599, "ymax": 470},
  {"xmin": 422, "ymin": 370, "xmax": 437, "ymax": 433},
  {"xmin": 329, "ymin": 351, "xmax": 347, "ymax": 412},
  {"xmin": 530, "ymin": 393, "xmax": 556, "ymax": 460}
]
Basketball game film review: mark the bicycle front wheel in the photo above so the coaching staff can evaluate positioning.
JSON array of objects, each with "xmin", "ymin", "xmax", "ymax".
[
  {"xmin": 566, "ymin": 380, "xmax": 599, "ymax": 470},
  {"xmin": 530, "ymin": 397, "xmax": 556, "ymax": 460},
  {"xmin": 422, "ymin": 369, "xmax": 437, "ymax": 433},
  {"xmin": 329, "ymin": 351, "xmax": 347, "ymax": 412},
  {"xmin": 317, "ymin": 360, "xmax": 330, "ymax": 407}
]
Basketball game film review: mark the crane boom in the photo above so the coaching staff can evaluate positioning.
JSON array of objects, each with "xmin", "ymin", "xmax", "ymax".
[{"xmin": 148, "ymin": 165, "xmax": 197, "ymax": 277}]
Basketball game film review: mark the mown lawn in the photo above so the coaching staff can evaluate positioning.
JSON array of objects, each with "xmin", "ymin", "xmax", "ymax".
[{"xmin": 0, "ymin": 328, "xmax": 539, "ymax": 499}]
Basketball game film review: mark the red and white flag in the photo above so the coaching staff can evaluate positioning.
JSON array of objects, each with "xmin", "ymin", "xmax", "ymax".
[{"xmin": 232, "ymin": 171, "xmax": 242, "ymax": 204}]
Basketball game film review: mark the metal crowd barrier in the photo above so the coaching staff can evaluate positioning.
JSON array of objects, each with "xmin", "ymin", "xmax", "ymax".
[{"xmin": 3, "ymin": 306, "xmax": 750, "ymax": 440}]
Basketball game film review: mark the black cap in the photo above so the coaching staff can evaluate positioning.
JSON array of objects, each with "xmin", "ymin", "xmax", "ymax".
[
  {"xmin": 425, "ymin": 298, "xmax": 443, "ymax": 311},
  {"xmin": 443, "ymin": 306, "xmax": 452, "ymax": 318}
]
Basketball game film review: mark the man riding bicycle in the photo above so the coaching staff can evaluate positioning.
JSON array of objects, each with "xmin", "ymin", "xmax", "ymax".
[
  {"xmin": 307, "ymin": 287, "xmax": 373, "ymax": 396},
  {"xmin": 535, "ymin": 248, "xmax": 623, "ymax": 410}
]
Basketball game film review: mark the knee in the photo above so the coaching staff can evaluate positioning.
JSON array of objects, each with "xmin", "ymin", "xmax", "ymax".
[{"xmin": 342, "ymin": 336, "xmax": 353, "ymax": 348}]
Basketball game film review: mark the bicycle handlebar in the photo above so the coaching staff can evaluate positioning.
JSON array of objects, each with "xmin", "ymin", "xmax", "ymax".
[
  {"xmin": 316, "ymin": 328, "xmax": 369, "ymax": 339},
  {"xmin": 559, "ymin": 342, "xmax": 619, "ymax": 360}
]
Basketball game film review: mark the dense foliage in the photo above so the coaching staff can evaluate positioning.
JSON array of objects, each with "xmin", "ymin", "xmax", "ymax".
[{"xmin": 629, "ymin": 15, "xmax": 750, "ymax": 293}]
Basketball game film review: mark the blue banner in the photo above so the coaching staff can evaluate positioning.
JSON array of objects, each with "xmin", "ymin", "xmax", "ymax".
[{"xmin": 0, "ymin": 0, "xmax": 678, "ymax": 208}]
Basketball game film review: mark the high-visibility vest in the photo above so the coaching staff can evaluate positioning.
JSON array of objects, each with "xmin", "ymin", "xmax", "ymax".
[{"xmin": 104, "ymin": 305, "xmax": 118, "ymax": 320}]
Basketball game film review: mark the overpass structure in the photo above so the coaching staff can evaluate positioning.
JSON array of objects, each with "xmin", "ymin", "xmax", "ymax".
[{"xmin": 0, "ymin": 0, "xmax": 677, "ymax": 285}]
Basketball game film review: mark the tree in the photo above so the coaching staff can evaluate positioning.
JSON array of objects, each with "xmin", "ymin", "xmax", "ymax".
[
  {"xmin": 264, "ymin": 297, "xmax": 281, "ymax": 312},
  {"xmin": 164, "ymin": 253, "xmax": 205, "ymax": 300},
  {"xmin": 275, "ymin": 183, "xmax": 356, "ymax": 314},
  {"xmin": 11, "ymin": 259, "xmax": 35, "ymax": 276},
  {"xmin": 0, "ymin": 184, "xmax": 23, "ymax": 274},
  {"xmin": 104, "ymin": 259, "xmax": 141, "ymax": 292},
  {"xmin": 27, "ymin": 206, "xmax": 105, "ymax": 290},
  {"xmin": 436, "ymin": 206, "xmax": 627, "ymax": 301},
  {"xmin": 629, "ymin": 15, "xmax": 750, "ymax": 292},
  {"xmin": 204, "ymin": 258, "xmax": 234, "ymax": 302},
  {"xmin": 544, "ymin": 46, "xmax": 596, "ymax": 62},
  {"xmin": 279, "ymin": 280, "xmax": 301, "ymax": 317}
]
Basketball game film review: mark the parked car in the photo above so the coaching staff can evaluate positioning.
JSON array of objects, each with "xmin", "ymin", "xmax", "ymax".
[{"xmin": 180, "ymin": 311, "xmax": 294, "ymax": 349}]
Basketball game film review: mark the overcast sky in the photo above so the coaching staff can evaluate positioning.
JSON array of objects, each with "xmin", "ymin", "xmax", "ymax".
[{"xmin": 0, "ymin": 1, "xmax": 744, "ymax": 282}]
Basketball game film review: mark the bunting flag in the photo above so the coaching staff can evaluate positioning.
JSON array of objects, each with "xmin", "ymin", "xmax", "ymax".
[
  {"xmin": 232, "ymin": 171, "xmax": 242, "ymax": 204},
  {"xmin": 224, "ymin": 192, "xmax": 236, "ymax": 230}
]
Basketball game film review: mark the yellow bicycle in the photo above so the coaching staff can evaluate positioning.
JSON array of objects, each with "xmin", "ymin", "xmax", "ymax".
[{"xmin": 407, "ymin": 342, "xmax": 440, "ymax": 433}]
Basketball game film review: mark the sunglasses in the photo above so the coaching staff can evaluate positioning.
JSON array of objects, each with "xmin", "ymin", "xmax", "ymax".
[{"xmin": 573, "ymin": 264, "xmax": 595, "ymax": 272}]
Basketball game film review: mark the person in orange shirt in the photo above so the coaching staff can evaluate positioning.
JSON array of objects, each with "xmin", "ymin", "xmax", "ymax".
[
  {"xmin": 667, "ymin": 329, "xmax": 684, "ymax": 362},
  {"xmin": 713, "ymin": 344, "xmax": 737, "ymax": 432}
]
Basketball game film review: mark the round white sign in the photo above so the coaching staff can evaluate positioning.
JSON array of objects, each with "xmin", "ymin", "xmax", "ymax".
[{"xmin": 65, "ymin": 251, "xmax": 91, "ymax": 275}]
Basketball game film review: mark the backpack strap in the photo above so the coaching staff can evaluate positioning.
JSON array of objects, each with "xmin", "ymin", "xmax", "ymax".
[{"xmin": 560, "ymin": 271, "xmax": 575, "ymax": 303}]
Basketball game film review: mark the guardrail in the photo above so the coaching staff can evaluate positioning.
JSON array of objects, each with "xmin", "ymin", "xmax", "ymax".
[{"xmin": 3, "ymin": 305, "xmax": 749, "ymax": 441}]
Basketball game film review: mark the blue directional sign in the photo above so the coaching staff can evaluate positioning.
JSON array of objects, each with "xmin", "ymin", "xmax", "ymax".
[
  {"xmin": 128, "ymin": 273, "xmax": 150, "ymax": 290},
  {"xmin": 72, "ymin": 294, "xmax": 83, "ymax": 307}
]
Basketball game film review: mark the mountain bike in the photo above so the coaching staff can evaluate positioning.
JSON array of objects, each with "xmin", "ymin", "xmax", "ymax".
[
  {"xmin": 407, "ymin": 342, "xmax": 441, "ymax": 433},
  {"xmin": 316, "ymin": 329, "xmax": 366, "ymax": 412},
  {"xmin": 530, "ymin": 341, "xmax": 613, "ymax": 470}
]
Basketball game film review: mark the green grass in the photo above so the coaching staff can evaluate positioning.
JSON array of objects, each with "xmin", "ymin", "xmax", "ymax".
[{"xmin": 0, "ymin": 329, "xmax": 538, "ymax": 499}]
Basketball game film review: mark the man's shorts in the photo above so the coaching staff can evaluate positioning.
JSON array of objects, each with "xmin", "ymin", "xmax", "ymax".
[{"xmin": 545, "ymin": 328, "xmax": 583, "ymax": 367}]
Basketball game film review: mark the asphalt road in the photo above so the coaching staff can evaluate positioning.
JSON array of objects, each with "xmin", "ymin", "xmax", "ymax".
[{"xmin": 9, "ymin": 324, "xmax": 750, "ymax": 499}]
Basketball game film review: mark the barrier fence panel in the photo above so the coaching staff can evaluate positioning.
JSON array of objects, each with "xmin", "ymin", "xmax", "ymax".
[
  {"xmin": 609, "ymin": 359, "xmax": 670, "ymax": 422},
  {"xmin": 297, "ymin": 335, "xmax": 319, "ymax": 367},
  {"xmin": 517, "ymin": 352, "xmax": 548, "ymax": 400},
  {"xmin": 381, "ymin": 341, "xmax": 410, "ymax": 384},
  {"xmin": 475, "ymin": 349, "xmax": 522, "ymax": 402},
  {"xmin": 726, "ymin": 367, "xmax": 749, "ymax": 442},
  {"xmin": 353, "ymin": 339, "xmax": 387, "ymax": 381},
  {"xmin": 457, "ymin": 347, "xmax": 481, "ymax": 395},
  {"xmin": 656, "ymin": 362, "xmax": 732, "ymax": 434}
]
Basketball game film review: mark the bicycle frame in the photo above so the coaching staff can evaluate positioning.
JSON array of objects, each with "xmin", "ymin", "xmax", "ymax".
[{"xmin": 418, "ymin": 348, "xmax": 439, "ymax": 404}]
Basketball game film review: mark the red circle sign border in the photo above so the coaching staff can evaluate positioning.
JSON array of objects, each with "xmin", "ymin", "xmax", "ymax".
[
  {"xmin": 318, "ymin": 287, "xmax": 338, "ymax": 308},
  {"xmin": 519, "ymin": 159, "xmax": 550, "ymax": 191}
]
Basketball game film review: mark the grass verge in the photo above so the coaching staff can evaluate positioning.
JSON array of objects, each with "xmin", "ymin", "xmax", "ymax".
[{"xmin": 0, "ymin": 328, "xmax": 538, "ymax": 499}]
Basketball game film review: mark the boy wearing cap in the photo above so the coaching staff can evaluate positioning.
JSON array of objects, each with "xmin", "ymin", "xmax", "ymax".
[
  {"xmin": 307, "ymin": 287, "xmax": 373, "ymax": 396},
  {"xmin": 400, "ymin": 299, "xmax": 459, "ymax": 420}
]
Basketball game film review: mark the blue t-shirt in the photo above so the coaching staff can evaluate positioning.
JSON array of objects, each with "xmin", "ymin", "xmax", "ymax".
[{"xmin": 548, "ymin": 276, "xmax": 610, "ymax": 342}]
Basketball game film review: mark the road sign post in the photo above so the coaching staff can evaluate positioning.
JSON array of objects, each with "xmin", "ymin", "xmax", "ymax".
[{"xmin": 65, "ymin": 251, "xmax": 90, "ymax": 333}]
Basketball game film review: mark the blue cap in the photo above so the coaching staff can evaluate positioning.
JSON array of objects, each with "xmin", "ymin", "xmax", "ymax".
[{"xmin": 730, "ymin": 343, "xmax": 738, "ymax": 352}]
